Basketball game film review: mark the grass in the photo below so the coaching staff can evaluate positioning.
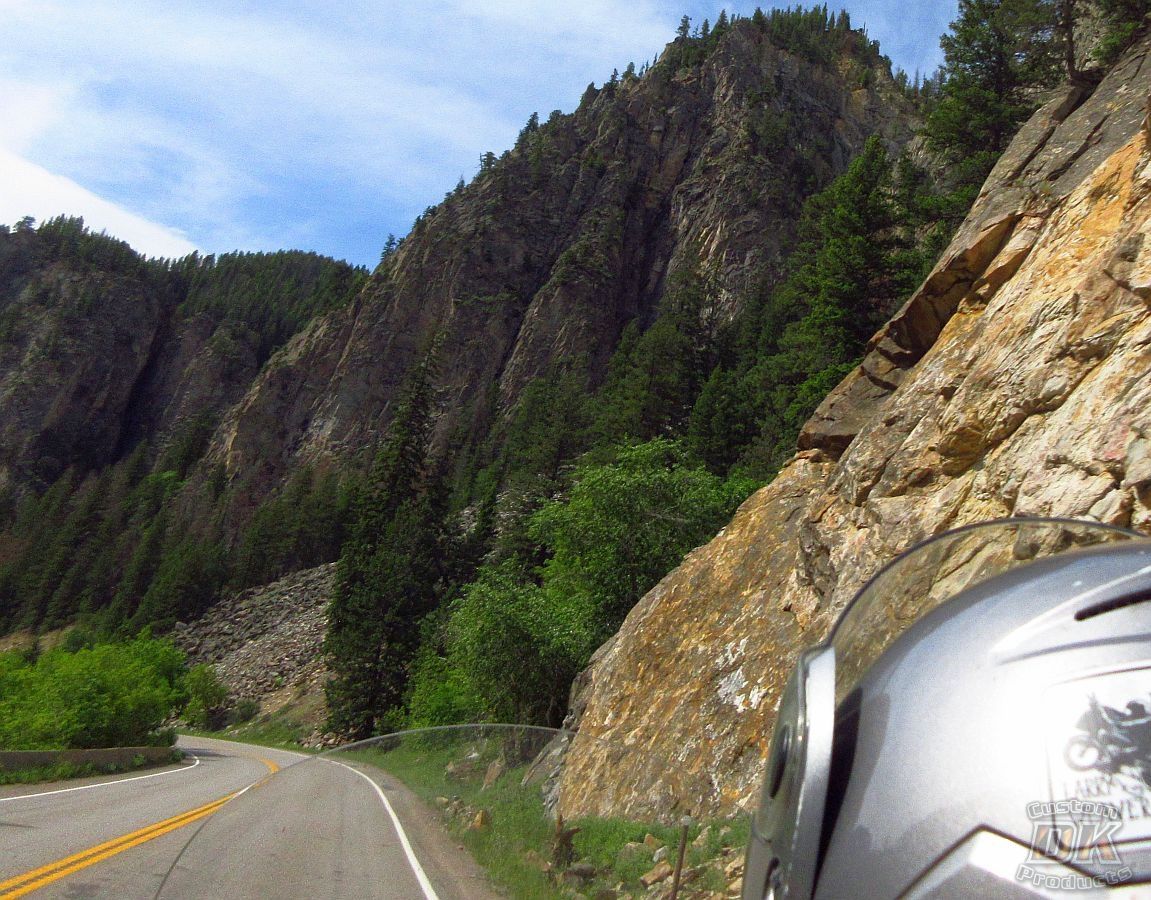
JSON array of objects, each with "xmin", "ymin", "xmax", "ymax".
[
  {"xmin": 344, "ymin": 741, "xmax": 561, "ymax": 898},
  {"xmin": 342, "ymin": 736, "xmax": 747, "ymax": 899},
  {"xmin": 178, "ymin": 690, "xmax": 326, "ymax": 754}
]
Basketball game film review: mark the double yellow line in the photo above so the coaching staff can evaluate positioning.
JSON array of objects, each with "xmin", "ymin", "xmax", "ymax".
[{"xmin": 0, "ymin": 757, "xmax": 280, "ymax": 898}]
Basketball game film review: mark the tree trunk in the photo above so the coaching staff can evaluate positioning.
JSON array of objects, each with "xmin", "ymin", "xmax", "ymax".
[{"xmin": 1061, "ymin": 0, "xmax": 1079, "ymax": 80}]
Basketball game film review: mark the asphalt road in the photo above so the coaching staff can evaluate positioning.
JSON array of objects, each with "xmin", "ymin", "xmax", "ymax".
[{"xmin": 0, "ymin": 735, "xmax": 499, "ymax": 900}]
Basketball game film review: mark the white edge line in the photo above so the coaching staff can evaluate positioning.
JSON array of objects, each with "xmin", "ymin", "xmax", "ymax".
[
  {"xmin": 0, "ymin": 754, "xmax": 201, "ymax": 803},
  {"xmin": 326, "ymin": 758, "xmax": 441, "ymax": 900}
]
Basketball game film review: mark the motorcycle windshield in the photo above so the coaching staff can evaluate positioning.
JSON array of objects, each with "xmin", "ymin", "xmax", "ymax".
[
  {"xmin": 154, "ymin": 724, "xmax": 730, "ymax": 900},
  {"xmin": 828, "ymin": 518, "xmax": 1146, "ymax": 704}
]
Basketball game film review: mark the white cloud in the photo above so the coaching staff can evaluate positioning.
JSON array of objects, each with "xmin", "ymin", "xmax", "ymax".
[
  {"xmin": 0, "ymin": 147, "xmax": 198, "ymax": 258},
  {"xmin": 0, "ymin": 1, "xmax": 953, "ymax": 265},
  {"xmin": 1, "ymin": 0, "xmax": 674, "ymax": 261}
]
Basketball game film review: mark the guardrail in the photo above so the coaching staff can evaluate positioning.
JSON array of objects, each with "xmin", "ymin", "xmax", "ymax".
[{"xmin": 0, "ymin": 746, "xmax": 179, "ymax": 772}]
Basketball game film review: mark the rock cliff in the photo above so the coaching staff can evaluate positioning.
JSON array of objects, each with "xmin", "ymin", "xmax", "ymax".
[
  {"xmin": 559, "ymin": 35, "xmax": 1151, "ymax": 822},
  {"xmin": 201, "ymin": 21, "xmax": 914, "ymax": 510},
  {"xmin": 0, "ymin": 249, "xmax": 164, "ymax": 492},
  {"xmin": 0, "ymin": 240, "xmax": 360, "ymax": 501}
]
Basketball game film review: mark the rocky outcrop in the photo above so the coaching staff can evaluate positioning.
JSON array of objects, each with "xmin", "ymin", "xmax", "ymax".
[
  {"xmin": 0, "ymin": 262, "xmax": 164, "ymax": 493},
  {"xmin": 171, "ymin": 563, "xmax": 334, "ymax": 713},
  {"xmin": 121, "ymin": 313, "xmax": 261, "ymax": 460},
  {"xmin": 558, "ymin": 36, "xmax": 1151, "ymax": 821}
]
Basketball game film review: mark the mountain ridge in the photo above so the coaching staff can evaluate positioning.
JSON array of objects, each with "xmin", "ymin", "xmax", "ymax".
[{"xmin": 202, "ymin": 14, "xmax": 918, "ymax": 518}]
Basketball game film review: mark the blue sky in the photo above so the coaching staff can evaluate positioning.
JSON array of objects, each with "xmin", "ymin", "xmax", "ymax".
[{"xmin": 0, "ymin": 1, "xmax": 957, "ymax": 266}]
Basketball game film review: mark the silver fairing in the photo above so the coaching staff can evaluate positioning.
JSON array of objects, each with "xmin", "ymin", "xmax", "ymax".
[
  {"xmin": 745, "ymin": 648, "xmax": 835, "ymax": 900},
  {"xmin": 814, "ymin": 543, "xmax": 1151, "ymax": 898}
]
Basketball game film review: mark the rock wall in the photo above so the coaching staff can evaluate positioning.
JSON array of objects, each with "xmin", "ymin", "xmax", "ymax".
[
  {"xmin": 559, "ymin": 37, "xmax": 1151, "ymax": 822},
  {"xmin": 0, "ymin": 262, "xmax": 164, "ymax": 492},
  {"xmin": 201, "ymin": 21, "xmax": 915, "ymax": 514}
]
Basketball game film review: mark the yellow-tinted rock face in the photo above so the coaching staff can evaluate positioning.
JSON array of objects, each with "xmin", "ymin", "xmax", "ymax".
[{"xmin": 559, "ymin": 38, "xmax": 1151, "ymax": 821}]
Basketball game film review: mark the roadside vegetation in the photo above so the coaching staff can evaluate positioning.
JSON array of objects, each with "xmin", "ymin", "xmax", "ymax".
[
  {"xmin": 0, "ymin": 752, "xmax": 183, "ymax": 787},
  {"xmin": 2, "ymin": 1, "xmax": 1150, "ymax": 750},
  {"xmin": 0, "ymin": 635, "xmax": 185, "ymax": 751},
  {"xmin": 179, "ymin": 718, "xmax": 317, "ymax": 757},
  {"xmin": 0, "ymin": 636, "xmax": 238, "ymax": 778},
  {"xmin": 346, "ymin": 731, "xmax": 749, "ymax": 899}
]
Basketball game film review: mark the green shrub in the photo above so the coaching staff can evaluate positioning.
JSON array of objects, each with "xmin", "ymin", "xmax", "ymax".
[
  {"xmin": 229, "ymin": 698, "xmax": 260, "ymax": 725},
  {"xmin": 182, "ymin": 664, "xmax": 229, "ymax": 729},
  {"xmin": 0, "ymin": 636, "xmax": 186, "ymax": 750}
]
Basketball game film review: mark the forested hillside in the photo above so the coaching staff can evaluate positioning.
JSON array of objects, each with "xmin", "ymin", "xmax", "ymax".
[
  {"xmin": 3, "ymin": 1, "xmax": 1148, "ymax": 739},
  {"xmin": 0, "ymin": 221, "xmax": 365, "ymax": 633}
]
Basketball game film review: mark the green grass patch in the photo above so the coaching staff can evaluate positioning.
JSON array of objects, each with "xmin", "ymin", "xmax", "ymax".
[
  {"xmin": 342, "ymin": 738, "xmax": 746, "ymax": 899},
  {"xmin": 344, "ymin": 742, "xmax": 560, "ymax": 898}
]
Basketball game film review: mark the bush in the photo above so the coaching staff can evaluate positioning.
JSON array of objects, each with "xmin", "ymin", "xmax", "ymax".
[
  {"xmin": 229, "ymin": 698, "xmax": 260, "ymax": 725},
  {"xmin": 182, "ymin": 664, "xmax": 229, "ymax": 729},
  {"xmin": 414, "ymin": 440, "xmax": 755, "ymax": 725},
  {"xmin": 405, "ymin": 650, "xmax": 483, "ymax": 728},
  {"xmin": 447, "ymin": 565, "xmax": 596, "ymax": 725},
  {"xmin": 529, "ymin": 440, "xmax": 755, "ymax": 633},
  {"xmin": 0, "ymin": 636, "xmax": 186, "ymax": 750}
]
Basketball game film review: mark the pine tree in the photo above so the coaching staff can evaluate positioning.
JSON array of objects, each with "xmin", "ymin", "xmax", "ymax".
[
  {"xmin": 324, "ymin": 488, "xmax": 446, "ymax": 737},
  {"xmin": 590, "ymin": 251, "xmax": 719, "ymax": 444},
  {"xmin": 323, "ymin": 344, "xmax": 448, "ymax": 738},
  {"xmin": 1096, "ymin": 0, "xmax": 1151, "ymax": 63},
  {"xmin": 518, "ymin": 112, "xmax": 540, "ymax": 144},
  {"xmin": 925, "ymin": 0, "xmax": 1064, "ymax": 193},
  {"xmin": 379, "ymin": 234, "xmax": 398, "ymax": 266}
]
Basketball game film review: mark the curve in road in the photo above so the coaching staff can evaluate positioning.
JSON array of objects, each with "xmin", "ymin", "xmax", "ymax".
[
  {"xmin": 0, "ymin": 736, "xmax": 299, "ymax": 899},
  {"xmin": 0, "ymin": 735, "xmax": 499, "ymax": 900}
]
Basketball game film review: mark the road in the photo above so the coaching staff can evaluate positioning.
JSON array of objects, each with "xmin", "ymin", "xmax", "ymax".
[{"xmin": 0, "ymin": 735, "xmax": 499, "ymax": 899}]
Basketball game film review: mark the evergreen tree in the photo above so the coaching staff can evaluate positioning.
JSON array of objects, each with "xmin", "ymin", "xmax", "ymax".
[
  {"xmin": 679, "ymin": 136, "xmax": 934, "ymax": 477},
  {"xmin": 324, "ymin": 488, "xmax": 446, "ymax": 737},
  {"xmin": 323, "ymin": 346, "xmax": 448, "ymax": 738},
  {"xmin": 379, "ymin": 234, "xmax": 398, "ymax": 267},
  {"xmin": 518, "ymin": 112, "xmax": 540, "ymax": 144},
  {"xmin": 925, "ymin": 0, "xmax": 1063, "ymax": 194},
  {"xmin": 1096, "ymin": 0, "xmax": 1151, "ymax": 63},
  {"xmin": 591, "ymin": 251, "xmax": 719, "ymax": 444}
]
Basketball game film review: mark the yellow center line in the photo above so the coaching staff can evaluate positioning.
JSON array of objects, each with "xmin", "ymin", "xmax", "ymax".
[
  {"xmin": 0, "ymin": 754, "xmax": 282, "ymax": 899},
  {"xmin": 0, "ymin": 795, "xmax": 231, "ymax": 899}
]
